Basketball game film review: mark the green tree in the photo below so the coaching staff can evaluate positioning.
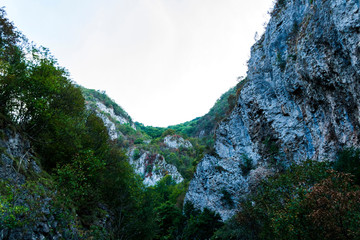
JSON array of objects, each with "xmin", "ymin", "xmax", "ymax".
[
  {"xmin": 334, "ymin": 147, "xmax": 360, "ymax": 185},
  {"xmin": 184, "ymin": 207, "xmax": 223, "ymax": 240},
  {"xmin": 55, "ymin": 150, "xmax": 105, "ymax": 212},
  {"xmin": 155, "ymin": 201, "xmax": 184, "ymax": 239},
  {"xmin": 101, "ymin": 147, "xmax": 156, "ymax": 239}
]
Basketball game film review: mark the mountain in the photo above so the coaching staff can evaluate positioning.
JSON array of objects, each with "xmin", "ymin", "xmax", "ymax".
[{"xmin": 185, "ymin": 0, "xmax": 360, "ymax": 220}]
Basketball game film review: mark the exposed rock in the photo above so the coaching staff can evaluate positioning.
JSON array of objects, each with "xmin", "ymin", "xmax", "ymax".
[
  {"xmin": 128, "ymin": 148, "xmax": 184, "ymax": 186},
  {"xmin": 164, "ymin": 135, "xmax": 193, "ymax": 149},
  {"xmin": 185, "ymin": 0, "xmax": 360, "ymax": 220},
  {"xmin": 0, "ymin": 129, "xmax": 82, "ymax": 240},
  {"xmin": 88, "ymin": 101, "xmax": 136, "ymax": 140},
  {"xmin": 0, "ymin": 130, "xmax": 33, "ymax": 184},
  {"xmin": 96, "ymin": 101, "xmax": 129, "ymax": 126}
]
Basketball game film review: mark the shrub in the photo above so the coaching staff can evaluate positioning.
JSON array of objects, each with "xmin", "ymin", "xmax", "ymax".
[
  {"xmin": 240, "ymin": 154, "xmax": 253, "ymax": 176},
  {"xmin": 212, "ymin": 216, "xmax": 252, "ymax": 240},
  {"xmin": 225, "ymin": 159, "xmax": 360, "ymax": 240},
  {"xmin": 304, "ymin": 171, "xmax": 360, "ymax": 239},
  {"xmin": 134, "ymin": 138, "xmax": 144, "ymax": 144},
  {"xmin": 221, "ymin": 189, "xmax": 234, "ymax": 207},
  {"xmin": 55, "ymin": 150, "xmax": 105, "ymax": 211},
  {"xmin": 276, "ymin": 52, "xmax": 286, "ymax": 71},
  {"xmin": 0, "ymin": 181, "xmax": 29, "ymax": 229},
  {"xmin": 132, "ymin": 148, "xmax": 141, "ymax": 160}
]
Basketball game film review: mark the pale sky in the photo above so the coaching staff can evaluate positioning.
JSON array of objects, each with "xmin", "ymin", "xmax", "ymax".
[{"xmin": 2, "ymin": 0, "xmax": 274, "ymax": 127}]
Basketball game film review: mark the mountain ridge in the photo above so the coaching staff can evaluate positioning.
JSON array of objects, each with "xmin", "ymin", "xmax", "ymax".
[{"xmin": 185, "ymin": 0, "xmax": 360, "ymax": 220}]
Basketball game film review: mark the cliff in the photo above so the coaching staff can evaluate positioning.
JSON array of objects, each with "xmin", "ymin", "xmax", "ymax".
[
  {"xmin": 185, "ymin": 0, "xmax": 360, "ymax": 220},
  {"xmin": 0, "ymin": 129, "xmax": 82, "ymax": 239}
]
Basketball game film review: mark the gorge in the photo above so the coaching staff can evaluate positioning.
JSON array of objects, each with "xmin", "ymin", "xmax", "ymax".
[{"xmin": 1, "ymin": 0, "xmax": 360, "ymax": 239}]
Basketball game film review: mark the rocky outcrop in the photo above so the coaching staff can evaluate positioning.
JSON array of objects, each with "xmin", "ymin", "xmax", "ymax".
[
  {"xmin": 0, "ymin": 130, "xmax": 33, "ymax": 185},
  {"xmin": 94, "ymin": 101, "xmax": 136, "ymax": 140},
  {"xmin": 0, "ymin": 129, "xmax": 81, "ymax": 240},
  {"xmin": 128, "ymin": 148, "xmax": 184, "ymax": 186},
  {"xmin": 185, "ymin": 0, "xmax": 360, "ymax": 220},
  {"xmin": 164, "ymin": 135, "xmax": 193, "ymax": 149}
]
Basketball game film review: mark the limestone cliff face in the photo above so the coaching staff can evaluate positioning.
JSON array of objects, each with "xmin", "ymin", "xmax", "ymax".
[
  {"xmin": 128, "ymin": 148, "xmax": 184, "ymax": 186},
  {"xmin": 163, "ymin": 135, "xmax": 193, "ymax": 149},
  {"xmin": 185, "ymin": 0, "xmax": 360, "ymax": 220},
  {"xmin": 93, "ymin": 101, "xmax": 136, "ymax": 140},
  {"xmin": 0, "ymin": 129, "xmax": 81, "ymax": 239}
]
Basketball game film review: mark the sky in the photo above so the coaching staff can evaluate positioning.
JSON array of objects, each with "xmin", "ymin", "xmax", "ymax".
[{"xmin": 2, "ymin": 0, "xmax": 274, "ymax": 127}]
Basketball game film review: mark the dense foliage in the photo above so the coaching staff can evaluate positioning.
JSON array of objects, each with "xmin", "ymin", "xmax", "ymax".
[
  {"xmin": 149, "ymin": 177, "xmax": 223, "ymax": 240},
  {"xmin": 0, "ymin": 8, "xmax": 154, "ymax": 238},
  {"xmin": 213, "ymin": 159, "xmax": 360, "ymax": 240}
]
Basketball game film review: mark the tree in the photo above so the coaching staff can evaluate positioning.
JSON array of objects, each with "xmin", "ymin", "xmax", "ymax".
[
  {"xmin": 155, "ymin": 201, "xmax": 184, "ymax": 239},
  {"xmin": 304, "ymin": 171, "xmax": 360, "ymax": 239},
  {"xmin": 234, "ymin": 160, "xmax": 332, "ymax": 240},
  {"xmin": 183, "ymin": 207, "xmax": 223, "ymax": 240},
  {"xmin": 334, "ymin": 147, "xmax": 360, "ymax": 185},
  {"xmin": 55, "ymin": 150, "xmax": 105, "ymax": 214}
]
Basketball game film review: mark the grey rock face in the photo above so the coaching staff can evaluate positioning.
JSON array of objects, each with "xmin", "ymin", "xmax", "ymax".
[
  {"xmin": 91, "ymin": 101, "xmax": 136, "ymax": 140},
  {"xmin": 0, "ymin": 130, "xmax": 33, "ymax": 184},
  {"xmin": 0, "ymin": 129, "xmax": 82, "ymax": 240},
  {"xmin": 164, "ymin": 135, "xmax": 193, "ymax": 149},
  {"xmin": 185, "ymin": 0, "xmax": 360, "ymax": 220},
  {"xmin": 128, "ymin": 148, "xmax": 184, "ymax": 186}
]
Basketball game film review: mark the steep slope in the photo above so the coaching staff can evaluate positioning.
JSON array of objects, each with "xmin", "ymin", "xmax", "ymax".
[
  {"xmin": 81, "ymin": 87, "xmax": 136, "ymax": 140},
  {"xmin": 185, "ymin": 0, "xmax": 360, "ymax": 220},
  {"xmin": 0, "ymin": 129, "xmax": 83, "ymax": 239}
]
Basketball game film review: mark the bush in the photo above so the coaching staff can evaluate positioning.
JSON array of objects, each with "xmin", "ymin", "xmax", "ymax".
[
  {"xmin": 55, "ymin": 150, "xmax": 105, "ymax": 211},
  {"xmin": 132, "ymin": 149, "xmax": 141, "ymax": 160},
  {"xmin": 212, "ymin": 216, "xmax": 251, "ymax": 240},
  {"xmin": 240, "ymin": 154, "xmax": 253, "ymax": 176},
  {"xmin": 221, "ymin": 189, "xmax": 234, "ymax": 207},
  {"xmin": 0, "ymin": 181, "xmax": 29, "ymax": 229},
  {"xmin": 155, "ymin": 201, "xmax": 184, "ymax": 239},
  {"xmin": 134, "ymin": 138, "xmax": 144, "ymax": 144},
  {"xmin": 304, "ymin": 171, "xmax": 360, "ymax": 239}
]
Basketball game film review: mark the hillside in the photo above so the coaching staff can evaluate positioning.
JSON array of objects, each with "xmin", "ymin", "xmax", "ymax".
[{"xmin": 80, "ymin": 83, "xmax": 240, "ymax": 184}]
